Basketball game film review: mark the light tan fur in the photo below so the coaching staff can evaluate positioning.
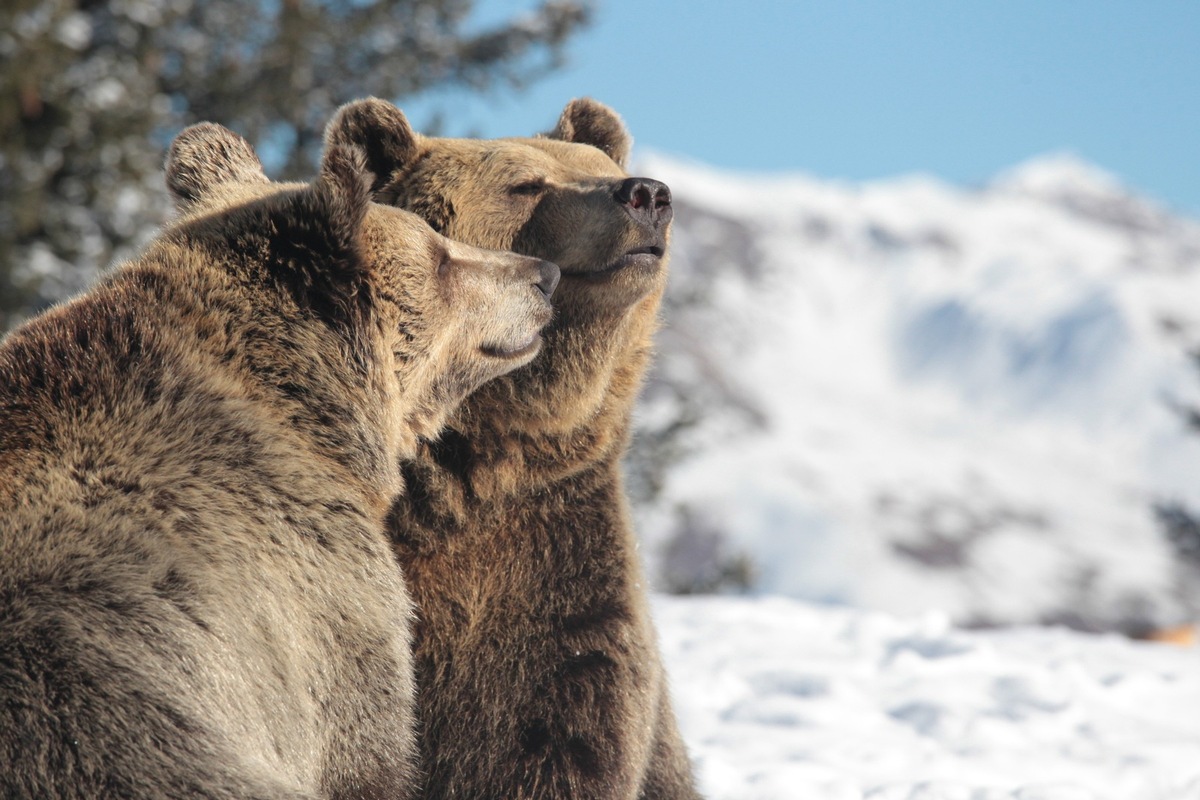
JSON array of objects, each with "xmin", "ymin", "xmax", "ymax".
[{"xmin": 0, "ymin": 116, "xmax": 556, "ymax": 799}]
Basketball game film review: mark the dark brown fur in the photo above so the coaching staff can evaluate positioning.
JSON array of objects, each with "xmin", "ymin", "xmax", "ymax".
[
  {"xmin": 330, "ymin": 98, "xmax": 701, "ymax": 799},
  {"xmin": 0, "ymin": 119, "xmax": 556, "ymax": 799}
]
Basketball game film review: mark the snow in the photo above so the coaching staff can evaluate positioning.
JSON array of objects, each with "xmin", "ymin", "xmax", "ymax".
[
  {"xmin": 991, "ymin": 153, "xmax": 1127, "ymax": 201},
  {"xmin": 654, "ymin": 595, "xmax": 1200, "ymax": 800},
  {"xmin": 629, "ymin": 151, "xmax": 1200, "ymax": 632}
]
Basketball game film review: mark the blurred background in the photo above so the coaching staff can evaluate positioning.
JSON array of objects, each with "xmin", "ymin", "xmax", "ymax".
[{"xmin": 4, "ymin": 0, "xmax": 1199, "ymax": 636}]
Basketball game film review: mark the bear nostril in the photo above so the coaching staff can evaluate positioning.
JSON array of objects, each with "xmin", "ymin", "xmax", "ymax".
[
  {"xmin": 629, "ymin": 185, "xmax": 651, "ymax": 210},
  {"xmin": 535, "ymin": 260, "xmax": 560, "ymax": 298}
]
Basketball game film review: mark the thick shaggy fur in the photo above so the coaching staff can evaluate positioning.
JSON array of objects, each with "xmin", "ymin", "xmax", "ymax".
[
  {"xmin": 0, "ymin": 119, "xmax": 555, "ymax": 799},
  {"xmin": 331, "ymin": 98, "xmax": 701, "ymax": 799}
]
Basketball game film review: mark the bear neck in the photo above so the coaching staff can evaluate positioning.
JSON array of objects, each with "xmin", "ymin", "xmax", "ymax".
[{"xmin": 400, "ymin": 284, "xmax": 662, "ymax": 522}]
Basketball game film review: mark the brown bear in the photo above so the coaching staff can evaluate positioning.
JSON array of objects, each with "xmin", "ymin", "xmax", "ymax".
[
  {"xmin": 327, "ymin": 98, "xmax": 701, "ymax": 799},
  {"xmin": 0, "ymin": 116, "xmax": 558, "ymax": 799}
]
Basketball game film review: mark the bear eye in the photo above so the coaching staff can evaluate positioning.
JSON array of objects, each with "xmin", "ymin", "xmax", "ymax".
[{"xmin": 508, "ymin": 179, "xmax": 547, "ymax": 197}]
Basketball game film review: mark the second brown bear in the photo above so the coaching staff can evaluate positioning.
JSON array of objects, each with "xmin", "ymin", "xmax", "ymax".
[{"xmin": 327, "ymin": 98, "xmax": 701, "ymax": 799}]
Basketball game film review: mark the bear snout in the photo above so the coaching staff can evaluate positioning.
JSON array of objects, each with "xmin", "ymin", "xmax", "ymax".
[{"xmin": 614, "ymin": 177, "xmax": 673, "ymax": 230}]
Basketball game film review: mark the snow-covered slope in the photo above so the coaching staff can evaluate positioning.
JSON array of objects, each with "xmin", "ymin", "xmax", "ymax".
[
  {"xmin": 655, "ymin": 595, "xmax": 1200, "ymax": 800},
  {"xmin": 629, "ymin": 153, "xmax": 1200, "ymax": 631}
]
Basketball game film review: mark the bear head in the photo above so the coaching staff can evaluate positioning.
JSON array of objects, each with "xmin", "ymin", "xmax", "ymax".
[
  {"xmin": 164, "ymin": 119, "xmax": 559, "ymax": 449},
  {"xmin": 326, "ymin": 98, "xmax": 671, "ymax": 454}
]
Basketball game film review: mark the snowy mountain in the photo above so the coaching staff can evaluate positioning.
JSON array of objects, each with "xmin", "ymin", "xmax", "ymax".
[{"xmin": 628, "ymin": 152, "xmax": 1200, "ymax": 632}]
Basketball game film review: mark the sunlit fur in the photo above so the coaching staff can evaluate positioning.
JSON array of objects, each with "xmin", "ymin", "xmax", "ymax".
[
  {"xmin": 0, "ymin": 120, "xmax": 553, "ymax": 799},
  {"xmin": 330, "ymin": 97, "xmax": 701, "ymax": 800}
]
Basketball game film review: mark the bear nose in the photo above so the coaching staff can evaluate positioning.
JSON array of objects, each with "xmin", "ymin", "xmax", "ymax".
[
  {"xmin": 535, "ymin": 259, "xmax": 560, "ymax": 298},
  {"xmin": 615, "ymin": 177, "xmax": 673, "ymax": 229}
]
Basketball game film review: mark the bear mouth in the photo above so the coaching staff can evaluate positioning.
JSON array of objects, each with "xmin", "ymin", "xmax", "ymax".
[
  {"xmin": 570, "ymin": 245, "xmax": 665, "ymax": 282},
  {"xmin": 481, "ymin": 333, "xmax": 543, "ymax": 361}
]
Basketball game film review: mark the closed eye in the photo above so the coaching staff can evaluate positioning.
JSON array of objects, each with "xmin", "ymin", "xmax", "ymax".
[{"xmin": 508, "ymin": 179, "xmax": 547, "ymax": 196}]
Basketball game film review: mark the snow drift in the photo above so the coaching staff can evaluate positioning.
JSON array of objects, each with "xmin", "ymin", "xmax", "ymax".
[{"xmin": 656, "ymin": 595, "xmax": 1200, "ymax": 800}]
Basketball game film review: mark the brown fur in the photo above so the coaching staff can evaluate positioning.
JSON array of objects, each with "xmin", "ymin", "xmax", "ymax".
[
  {"xmin": 330, "ymin": 98, "xmax": 701, "ymax": 799},
  {"xmin": 0, "ymin": 118, "xmax": 556, "ymax": 799}
]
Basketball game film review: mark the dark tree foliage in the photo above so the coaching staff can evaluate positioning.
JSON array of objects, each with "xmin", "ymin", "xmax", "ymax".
[{"xmin": 0, "ymin": 0, "xmax": 590, "ymax": 330}]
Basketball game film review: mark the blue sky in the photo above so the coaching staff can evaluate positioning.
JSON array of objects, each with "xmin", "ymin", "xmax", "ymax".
[{"xmin": 405, "ymin": 1, "xmax": 1200, "ymax": 215}]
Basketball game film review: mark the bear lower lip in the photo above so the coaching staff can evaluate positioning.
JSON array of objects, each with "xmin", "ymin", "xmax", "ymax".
[
  {"xmin": 567, "ymin": 249, "xmax": 663, "ymax": 282},
  {"xmin": 482, "ymin": 333, "xmax": 542, "ymax": 360}
]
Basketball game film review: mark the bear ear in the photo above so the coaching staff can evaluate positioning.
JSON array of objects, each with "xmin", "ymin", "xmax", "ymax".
[
  {"xmin": 312, "ymin": 141, "xmax": 374, "ymax": 254},
  {"xmin": 547, "ymin": 98, "xmax": 631, "ymax": 168},
  {"xmin": 165, "ymin": 123, "xmax": 267, "ymax": 208},
  {"xmin": 323, "ymin": 97, "xmax": 419, "ymax": 195}
]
